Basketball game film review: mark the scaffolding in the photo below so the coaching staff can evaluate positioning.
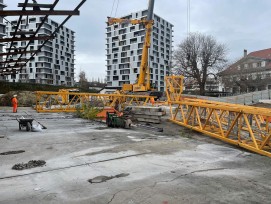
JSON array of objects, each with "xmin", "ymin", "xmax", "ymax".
[{"xmin": 0, "ymin": 0, "xmax": 86, "ymax": 76}]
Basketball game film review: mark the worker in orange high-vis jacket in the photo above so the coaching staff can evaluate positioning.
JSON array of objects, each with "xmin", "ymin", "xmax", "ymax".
[
  {"xmin": 11, "ymin": 95, "xmax": 18, "ymax": 113},
  {"xmin": 150, "ymin": 97, "xmax": 155, "ymax": 106}
]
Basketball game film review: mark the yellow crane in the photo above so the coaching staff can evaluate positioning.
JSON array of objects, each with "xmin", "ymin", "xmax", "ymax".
[{"xmin": 107, "ymin": 0, "xmax": 155, "ymax": 93}]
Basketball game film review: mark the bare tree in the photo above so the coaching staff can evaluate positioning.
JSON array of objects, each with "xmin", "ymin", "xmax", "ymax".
[
  {"xmin": 173, "ymin": 33, "xmax": 227, "ymax": 95},
  {"xmin": 78, "ymin": 70, "xmax": 89, "ymax": 90}
]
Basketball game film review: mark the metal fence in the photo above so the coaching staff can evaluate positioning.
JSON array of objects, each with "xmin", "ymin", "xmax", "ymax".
[{"xmin": 184, "ymin": 89, "xmax": 271, "ymax": 105}]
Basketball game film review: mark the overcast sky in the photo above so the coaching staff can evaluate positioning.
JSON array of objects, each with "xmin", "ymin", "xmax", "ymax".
[{"xmin": 6, "ymin": 0, "xmax": 271, "ymax": 81}]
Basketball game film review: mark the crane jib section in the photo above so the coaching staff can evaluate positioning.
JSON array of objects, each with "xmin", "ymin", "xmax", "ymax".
[{"xmin": 165, "ymin": 76, "xmax": 271, "ymax": 158}]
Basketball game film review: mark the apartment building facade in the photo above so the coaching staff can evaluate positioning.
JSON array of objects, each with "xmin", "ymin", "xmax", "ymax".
[
  {"xmin": 219, "ymin": 49, "xmax": 271, "ymax": 94},
  {"xmin": 0, "ymin": 0, "xmax": 6, "ymax": 63},
  {"xmin": 5, "ymin": 17, "xmax": 75, "ymax": 86},
  {"xmin": 106, "ymin": 10, "xmax": 174, "ymax": 91}
]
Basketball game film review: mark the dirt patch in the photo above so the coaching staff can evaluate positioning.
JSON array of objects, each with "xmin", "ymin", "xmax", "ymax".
[
  {"xmin": 88, "ymin": 173, "xmax": 129, "ymax": 184},
  {"xmin": 0, "ymin": 150, "xmax": 25, "ymax": 155},
  {"xmin": 12, "ymin": 160, "xmax": 46, "ymax": 170}
]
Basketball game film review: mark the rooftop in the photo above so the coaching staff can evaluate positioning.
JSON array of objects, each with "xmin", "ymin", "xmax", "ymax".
[{"xmin": 219, "ymin": 48, "xmax": 271, "ymax": 76}]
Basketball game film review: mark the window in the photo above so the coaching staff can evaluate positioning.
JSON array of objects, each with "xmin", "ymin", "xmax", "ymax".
[
  {"xmin": 244, "ymin": 63, "xmax": 248, "ymax": 69},
  {"xmin": 130, "ymin": 26, "xmax": 135, "ymax": 32},
  {"xmin": 29, "ymin": 18, "xmax": 36, "ymax": 23},
  {"xmin": 252, "ymin": 73, "xmax": 257, "ymax": 80},
  {"xmin": 261, "ymin": 61, "xmax": 266, "ymax": 67}
]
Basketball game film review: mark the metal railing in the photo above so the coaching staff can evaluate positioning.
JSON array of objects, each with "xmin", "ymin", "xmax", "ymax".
[{"xmin": 184, "ymin": 89, "xmax": 271, "ymax": 105}]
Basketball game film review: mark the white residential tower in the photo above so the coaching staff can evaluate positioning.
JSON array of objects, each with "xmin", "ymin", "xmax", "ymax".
[
  {"xmin": 106, "ymin": 10, "xmax": 174, "ymax": 91},
  {"xmin": 5, "ymin": 16, "xmax": 75, "ymax": 86}
]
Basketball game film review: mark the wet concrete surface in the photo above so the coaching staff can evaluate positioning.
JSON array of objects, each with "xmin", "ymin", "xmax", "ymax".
[{"xmin": 0, "ymin": 107, "xmax": 271, "ymax": 203}]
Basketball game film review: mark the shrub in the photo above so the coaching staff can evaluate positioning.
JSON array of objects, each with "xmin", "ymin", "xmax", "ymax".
[{"xmin": 76, "ymin": 102, "xmax": 102, "ymax": 120}]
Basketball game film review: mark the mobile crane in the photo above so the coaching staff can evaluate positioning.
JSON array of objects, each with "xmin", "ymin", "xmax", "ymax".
[{"xmin": 108, "ymin": 0, "xmax": 158, "ymax": 94}]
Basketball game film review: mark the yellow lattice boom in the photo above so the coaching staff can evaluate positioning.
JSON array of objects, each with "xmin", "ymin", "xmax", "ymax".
[
  {"xmin": 166, "ymin": 75, "xmax": 271, "ymax": 158},
  {"xmin": 35, "ymin": 91, "xmax": 154, "ymax": 113}
]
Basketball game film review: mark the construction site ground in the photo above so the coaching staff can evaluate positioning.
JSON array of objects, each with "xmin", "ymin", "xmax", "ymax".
[{"xmin": 1, "ymin": 107, "xmax": 271, "ymax": 203}]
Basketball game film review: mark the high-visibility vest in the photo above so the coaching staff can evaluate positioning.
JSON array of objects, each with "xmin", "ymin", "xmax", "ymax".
[{"xmin": 12, "ymin": 97, "xmax": 18, "ymax": 105}]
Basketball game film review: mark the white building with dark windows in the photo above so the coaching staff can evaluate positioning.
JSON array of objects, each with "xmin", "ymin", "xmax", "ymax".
[
  {"xmin": 106, "ymin": 10, "xmax": 174, "ymax": 91},
  {"xmin": 0, "ymin": 0, "xmax": 6, "ymax": 63},
  {"xmin": 5, "ymin": 16, "xmax": 75, "ymax": 86}
]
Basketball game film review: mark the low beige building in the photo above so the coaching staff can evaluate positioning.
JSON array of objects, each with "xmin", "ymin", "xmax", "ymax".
[{"xmin": 219, "ymin": 48, "xmax": 271, "ymax": 94}]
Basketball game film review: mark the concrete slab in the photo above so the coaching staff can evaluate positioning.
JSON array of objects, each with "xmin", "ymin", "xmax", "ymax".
[
  {"xmin": 259, "ymin": 99, "xmax": 271, "ymax": 104},
  {"xmin": 0, "ymin": 107, "xmax": 271, "ymax": 203}
]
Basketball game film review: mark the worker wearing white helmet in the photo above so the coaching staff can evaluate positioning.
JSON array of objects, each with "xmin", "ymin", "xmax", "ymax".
[{"xmin": 11, "ymin": 95, "xmax": 18, "ymax": 113}]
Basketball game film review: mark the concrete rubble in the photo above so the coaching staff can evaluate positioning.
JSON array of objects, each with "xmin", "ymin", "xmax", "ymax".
[{"xmin": 0, "ymin": 107, "xmax": 271, "ymax": 203}]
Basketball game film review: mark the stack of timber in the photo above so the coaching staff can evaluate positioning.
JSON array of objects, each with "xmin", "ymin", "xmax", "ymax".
[{"xmin": 125, "ymin": 106, "xmax": 165, "ymax": 124}]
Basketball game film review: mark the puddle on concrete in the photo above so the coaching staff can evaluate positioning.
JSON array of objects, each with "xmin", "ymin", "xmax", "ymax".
[
  {"xmin": 12, "ymin": 160, "xmax": 46, "ymax": 170},
  {"xmin": 0, "ymin": 150, "xmax": 25, "ymax": 155},
  {"xmin": 88, "ymin": 173, "xmax": 129, "ymax": 184}
]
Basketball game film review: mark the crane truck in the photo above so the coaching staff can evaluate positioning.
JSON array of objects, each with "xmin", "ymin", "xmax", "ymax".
[{"xmin": 108, "ymin": 0, "xmax": 162, "ymax": 98}]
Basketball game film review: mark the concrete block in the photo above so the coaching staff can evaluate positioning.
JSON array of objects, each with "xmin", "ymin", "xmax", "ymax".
[
  {"xmin": 133, "ymin": 111, "xmax": 163, "ymax": 116},
  {"xmin": 134, "ymin": 114, "xmax": 161, "ymax": 120},
  {"xmin": 137, "ymin": 117, "xmax": 161, "ymax": 124},
  {"xmin": 129, "ymin": 106, "xmax": 164, "ymax": 113}
]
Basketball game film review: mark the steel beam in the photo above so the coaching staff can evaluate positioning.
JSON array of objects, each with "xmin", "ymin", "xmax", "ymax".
[
  {"xmin": 6, "ymin": 47, "xmax": 28, "ymax": 50},
  {"xmin": 0, "ymin": 50, "xmax": 39, "ymax": 56},
  {"xmin": 18, "ymin": 3, "xmax": 54, "ymax": 8},
  {"xmin": 0, "ymin": 58, "xmax": 28, "ymax": 64},
  {"xmin": 0, "ymin": 10, "xmax": 80, "ymax": 16},
  {"xmin": 10, "ymin": 31, "xmax": 36, "ymax": 35},
  {"xmin": 0, "ymin": 36, "xmax": 54, "ymax": 43}
]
